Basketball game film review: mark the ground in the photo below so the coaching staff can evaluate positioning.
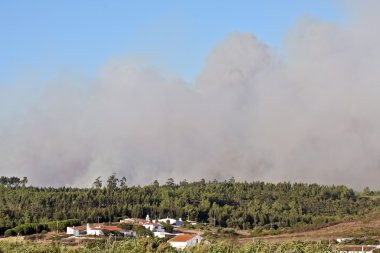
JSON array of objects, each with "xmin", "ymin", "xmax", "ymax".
[{"xmin": 176, "ymin": 212, "xmax": 380, "ymax": 244}]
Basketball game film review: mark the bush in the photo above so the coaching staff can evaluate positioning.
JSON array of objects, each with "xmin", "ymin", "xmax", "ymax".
[
  {"xmin": 162, "ymin": 223, "xmax": 173, "ymax": 233},
  {"xmin": 5, "ymin": 219, "xmax": 81, "ymax": 237},
  {"xmin": 4, "ymin": 229, "xmax": 15, "ymax": 237},
  {"xmin": 47, "ymin": 219, "xmax": 81, "ymax": 232},
  {"xmin": 134, "ymin": 226, "xmax": 153, "ymax": 237},
  {"xmin": 118, "ymin": 223, "xmax": 133, "ymax": 230}
]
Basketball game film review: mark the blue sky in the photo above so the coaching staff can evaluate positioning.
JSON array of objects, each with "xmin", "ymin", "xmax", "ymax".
[{"xmin": 0, "ymin": 1, "xmax": 344, "ymax": 84}]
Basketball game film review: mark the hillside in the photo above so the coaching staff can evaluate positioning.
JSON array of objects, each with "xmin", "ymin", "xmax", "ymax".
[
  {"xmin": 232, "ymin": 212, "xmax": 380, "ymax": 244},
  {"xmin": 0, "ymin": 176, "xmax": 379, "ymax": 236}
]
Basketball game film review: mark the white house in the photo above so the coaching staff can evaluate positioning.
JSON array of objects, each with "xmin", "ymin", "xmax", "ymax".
[
  {"xmin": 142, "ymin": 222, "xmax": 164, "ymax": 232},
  {"xmin": 339, "ymin": 245, "xmax": 380, "ymax": 253},
  {"xmin": 123, "ymin": 230, "xmax": 137, "ymax": 237},
  {"xmin": 158, "ymin": 217, "xmax": 183, "ymax": 226},
  {"xmin": 66, "ymin": 225, "xmax": 87, "ymax": 236},
  {"xmin": 86, "ymin": 224, "xmax": 103, "ymax": 236},
  {"xmin": 120, "ymin": 215, "xmax": 151, "ymax": 224},
  {"xmin": 153, "ymin": 231, "xmax": 166, "ymax": 238},
  {"xmin": 168, "ymin": 234, "xmax": 202, "ymax": 249},
  {"xmin": 120, "ymin": 218, "xmax": 146, "ymax": 224},
  {"xmin": 86, "ymin": 224, "xmax": 135, "ymax": 236}
]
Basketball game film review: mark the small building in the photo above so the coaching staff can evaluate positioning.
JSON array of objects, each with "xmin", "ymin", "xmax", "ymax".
[
  {"xmin": 158, "ymin": 217, "xmax": 183, "ymax": 226},
  {"xmin": 142, "ymin": 222, "xmax": 164, "ymax": 232},
  {"xmin": 339, "ymin": 245, "xmax": 380, "ymax": 253},
  {"xmin": 123, "ymin": 230, "xmax": 137, "ymax": 237},
  {"xmin": 120, "ymin": 218, "xmax": 147, "ymax": 224},
  {"xmin": 86, "ymin": 224, "xmax": 103, "ymax": 236},
  {"xmin": 86, "ymin": 224, "xmax": 136, "ymax": 236},
  {"xmin": 66, "ymin": 225, "xmax": 87, "ymax": 236},
  {"xmin": 153, "ymin": 231, "xmax": 166, "ymax": 238},
  {"xmin": 120, "ymin": 215, "xmax": 151, "ymax": 224},
  {"xmin": 168, "ymin": 234, "xmax": 202, "ymax": 249}
]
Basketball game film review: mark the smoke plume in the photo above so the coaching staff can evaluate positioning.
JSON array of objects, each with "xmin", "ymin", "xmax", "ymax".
[{"xmin": 1, "ymin": 1, "xmax": 380, "ymax": 189}]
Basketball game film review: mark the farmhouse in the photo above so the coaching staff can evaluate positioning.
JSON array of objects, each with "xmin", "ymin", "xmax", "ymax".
[
  {"xmin": 339, "ymin": 245, "xmax": 380, "ymax": 253},
  {"xmin": 120, "ymin": 217, "xmax": 147, "ymax": 224},
  {"xmin": 66, "ymin": 225, "xmax": 87, "ymax": 236},
  {"xmin": 142, "ymin": 222, "xmax": 164, "ymax": 232},
  {"xmin": 158, "ymin": 217, "xmax": 183, "ymax": 226},
  {"xmin": 168, "ymin": 234, "xmax": 202, "ymax": 249},
  {"xmin": 119, "ymin": 215, "xmax": 168, "ymax": 237},
  {"xmin": 85, "ymin": 224, "xmax": 136, "ymax": 236},
  {"xmin": 120, "ymin": 214, "xmax": 151, "ymax": 224}
]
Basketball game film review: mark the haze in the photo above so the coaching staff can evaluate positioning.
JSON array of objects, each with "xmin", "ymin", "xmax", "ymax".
[{"xmin": 0, "ymin": 1, "xmax": 380, "ymax": 189}]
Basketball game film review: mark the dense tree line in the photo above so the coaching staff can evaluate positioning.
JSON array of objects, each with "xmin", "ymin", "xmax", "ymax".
[
  {"xmin": 0, "ymin": 176, "xmax": 379, "ymax": 235},
  {"xmin": 0, "ymin": 176, "xmax": 28, "ymax": 188},
  {"xmin": 4, "ymin": 219, "xmax": 80, "ymax": 237}
]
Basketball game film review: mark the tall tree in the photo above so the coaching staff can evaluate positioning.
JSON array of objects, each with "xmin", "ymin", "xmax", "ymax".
[
  {"xmin": 165, "ymin": 178, "xmax": 175, "ymax": 187},
  {"xmin": 93, "ymin": 176, "xmax": 102, "ymax": 189},
  {"xmin": 21, "ymin": 177, "xmax": 28, "ymax": 187},
  {"xmin": 107, "ymin": 173, "xmax": 119, "ymax": 190},
  {"xmin": 119, "ymin": 176, "xmax": 127, "ymax": 189}
]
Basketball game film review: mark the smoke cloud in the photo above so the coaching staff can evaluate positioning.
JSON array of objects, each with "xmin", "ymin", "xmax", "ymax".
[{"xmin": 1, "ymin": 1, "xmax": 380, "ymax": 189}]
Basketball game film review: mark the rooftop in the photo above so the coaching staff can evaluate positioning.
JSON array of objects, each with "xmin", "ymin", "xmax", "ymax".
[
  {"xmin": 168, "ymin": 234, "xmax": 198, "ymax": 243},
  {"xmin": 67, "ymin": 225, "xmax": 87, "ymax": 231}
]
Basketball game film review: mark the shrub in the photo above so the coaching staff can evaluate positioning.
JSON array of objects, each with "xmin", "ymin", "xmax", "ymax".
[
  {"xmin": 162, "ymin": 223, "xmax": 173, "ymax": 233},
  {"xmin": 4, "ymin": 229, "xmax": 15, "ymax": 237}
]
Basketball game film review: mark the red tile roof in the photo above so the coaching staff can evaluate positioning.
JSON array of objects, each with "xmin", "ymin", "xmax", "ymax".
[
  {"xmin": 100, "ymin": 226, "xmax": 123, "ymax": 231},
  {"xmin": 168, "ymin": 234, "xmax": 197, "ymax": 243},
  {"xmin": 143, "ymin": 222, "xmax": 161, "ymax": 226}
]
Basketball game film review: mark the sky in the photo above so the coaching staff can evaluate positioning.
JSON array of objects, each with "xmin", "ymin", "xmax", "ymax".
[
  {"xmin": 4, "ymin": 1, "xmax": 380, "ymax": 189},
  {"xmin": 0, "ymin": 0, "xmax": 344, "ymax": 84}
]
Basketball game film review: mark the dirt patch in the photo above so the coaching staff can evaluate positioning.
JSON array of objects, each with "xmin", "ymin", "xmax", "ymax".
[
  {"xmin": 235, "ymin": 217, "xmax": 380, "ymax": 244},
  {"xmin": 0, "ymin": 236, "xmax": 24, "ymax": 243}
]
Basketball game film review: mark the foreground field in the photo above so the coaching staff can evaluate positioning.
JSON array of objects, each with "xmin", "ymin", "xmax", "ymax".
[{"xmin": 0, "ymin": 239, "xmax": 339, "ymax": 253}]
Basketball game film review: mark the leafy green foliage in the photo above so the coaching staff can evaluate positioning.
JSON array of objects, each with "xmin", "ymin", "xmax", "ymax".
[
  {"xmin": 134, "ymin": 226, "xmax": 153, "ymax": 237},
  {"xmin": 162, "ymin": 222, "xmax": 174, "ymax": 233},
  {"xmin": 0, "ymin": 176, "xmax": 378, "ymax": 236},
  {"xmin": 4, "ymin": 219, "xmax": 80, "ymax": 236},
  {"xmin": 0, "ymin": 239, "xmax": 340, "ymax": 252},
  {"xmin": 117, "ymin": 223, "xmax": 133, "ymax": 230}
]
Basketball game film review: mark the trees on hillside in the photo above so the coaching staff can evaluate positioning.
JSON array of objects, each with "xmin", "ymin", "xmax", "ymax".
[{"xmin": 0, "ymin": 175, "xmax": 378, "ymax": 236}]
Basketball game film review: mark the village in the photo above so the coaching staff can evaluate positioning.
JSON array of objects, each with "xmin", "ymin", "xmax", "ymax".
[
  {"xmin": 64, "ymin": 214, "xmax": 380, "ymax": 253},
  {"xmin": 66, "ymin": 215, "xmax": 202, "ymax": 250}
]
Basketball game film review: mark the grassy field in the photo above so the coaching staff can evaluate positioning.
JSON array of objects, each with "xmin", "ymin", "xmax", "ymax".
[
  {"xmin": 173, "ymin": 212, "xmax": 380, "ymax": 245},
  {"xmin": 231, "ymin": 212, "xmax": 380, "ymax": 244}
]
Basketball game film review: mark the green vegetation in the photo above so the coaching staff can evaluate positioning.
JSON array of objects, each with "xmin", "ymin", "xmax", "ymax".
[
  {"xmin": 0, "ymin": 175, "xmax": 379, "ymax": 237},
  {"xmin": 3, "ymin": 219, "xmax": 80, "ymax": 237},
  {"xmin": 0, "ymin": 239, "xmax": 340, "ymax": 253}
]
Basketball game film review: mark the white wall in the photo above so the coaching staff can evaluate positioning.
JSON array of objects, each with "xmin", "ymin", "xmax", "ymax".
[
  {"xmin": 169, "ymin": 235, "xmax": 202, "ymax": 249},
  {"xmin": 66, "ymin": 227, "xmax": 80, "ymax": 236}
]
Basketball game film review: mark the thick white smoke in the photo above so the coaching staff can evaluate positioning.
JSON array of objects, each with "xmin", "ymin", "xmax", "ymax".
[{"xmin": 1, "ymin": 1, "xmax": 380, "ymax": 189}]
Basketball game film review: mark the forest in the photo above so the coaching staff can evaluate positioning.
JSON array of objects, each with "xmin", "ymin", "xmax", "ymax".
[{"xmin": 0, "ymin": 175, "xmax": 379, "ymax": 236}]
